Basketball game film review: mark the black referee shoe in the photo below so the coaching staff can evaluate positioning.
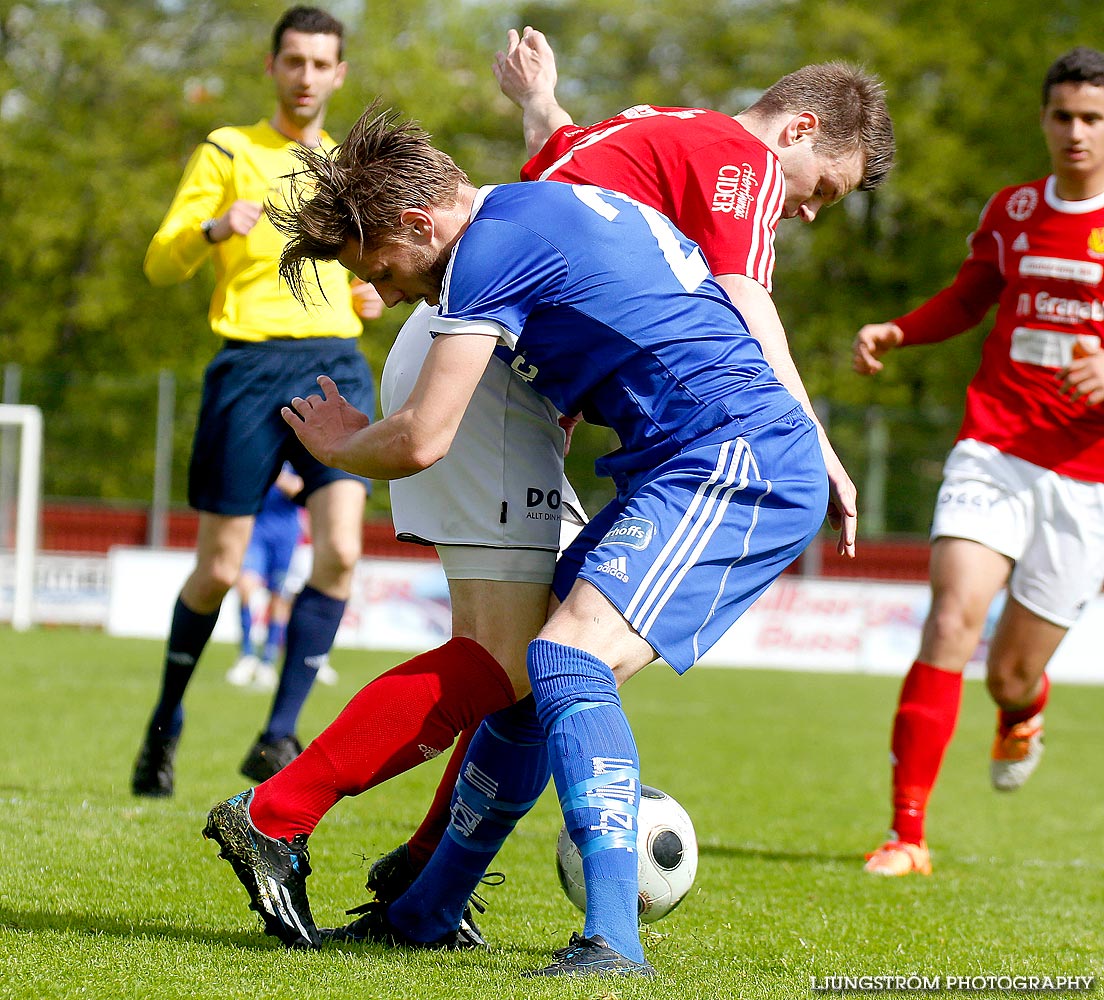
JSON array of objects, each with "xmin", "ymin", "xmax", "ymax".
[{"xmin": 131, "ymin": 732, "xmax": 179, "ymax": 797}]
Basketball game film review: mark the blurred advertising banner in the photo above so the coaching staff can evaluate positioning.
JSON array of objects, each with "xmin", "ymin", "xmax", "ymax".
[
  {"xmin": 3, "ymin": 548, "xmax": 1100, "ymax": 683},
  {"xmin": 698, "ymin": 576, "xmax": 1104, "ymax": 684},
  {"xmin": 103, "ymin": 546, "xmax": 451, "ymax": 652}
]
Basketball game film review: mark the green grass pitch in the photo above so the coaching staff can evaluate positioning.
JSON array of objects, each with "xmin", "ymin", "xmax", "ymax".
[{"xmin": 2, "ymin": 626, "xmax": 1101, "ymax": 999}]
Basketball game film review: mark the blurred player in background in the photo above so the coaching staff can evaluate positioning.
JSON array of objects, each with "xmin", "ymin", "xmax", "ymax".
[
  {"xmin": 131, "ymin": 6, "xmax": 383, "ymax": 798},
  {"xmin": 313, "ymin": 26, "xmax": 893, "ymax": 931},
  {"xmin": 226, "ymin": 463, "xmax": 305, "ymax": 692},
  {"xmin": 203, "ymin": 104, "xmax": 829, "ymax": 975},
  {"xmin": 854, "ymin": 46, "xmax": 1104, "ymax": 877}
]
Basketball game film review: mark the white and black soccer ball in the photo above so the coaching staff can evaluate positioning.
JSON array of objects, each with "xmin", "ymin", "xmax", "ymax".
[{"xmin": 555, "ymin": 784, "xmax": 698, "ymax": 923}]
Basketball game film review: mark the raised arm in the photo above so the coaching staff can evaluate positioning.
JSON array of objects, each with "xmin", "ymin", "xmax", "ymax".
[{"xmin": 493, "ymin": 26, "xmax": 574, "ymax": 157}]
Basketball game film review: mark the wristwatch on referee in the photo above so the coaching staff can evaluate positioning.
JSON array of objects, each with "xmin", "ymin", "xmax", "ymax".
[{"xmin": 200, "ymin": 218, "xmax": 219, "ymax": 243}]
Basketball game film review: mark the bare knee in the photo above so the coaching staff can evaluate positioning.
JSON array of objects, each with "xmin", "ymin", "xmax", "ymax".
[
  {"xmin": 919, "ymin": 601, "xmax": 986, "ymax": 666},
  {"xmin": 182, "ymin": 561, "xmax": 238, "ymax": 611},
  {"xmin": 985, "ymin": 665, "xmax": 1041, "ymax": 709},
  {"xmin": 309, "ymin": 533, "xmax": 361, "ymax": 593}
]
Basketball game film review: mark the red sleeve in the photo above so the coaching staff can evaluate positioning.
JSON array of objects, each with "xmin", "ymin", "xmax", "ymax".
[
  {"xmin": 520, "ymin": 124, "xmax": 585, "ymax": 180},
  {"xmin": 895, "ymin": 215, "xmax": 1004, "ymax": 345},
  {"xmin": 678, "ymin": 141, "xmax": 783, "ymax": 289}
]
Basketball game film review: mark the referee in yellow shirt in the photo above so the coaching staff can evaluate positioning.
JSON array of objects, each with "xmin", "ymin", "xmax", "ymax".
[{"xmin": 133, "ymin": 6, "xmax": 382, "ymax": 797}]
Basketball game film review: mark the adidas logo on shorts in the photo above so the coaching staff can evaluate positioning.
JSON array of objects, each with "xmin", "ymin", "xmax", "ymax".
[{"xmin": 595, "ymin": 555, "xmax": 630, "ymax": 582}]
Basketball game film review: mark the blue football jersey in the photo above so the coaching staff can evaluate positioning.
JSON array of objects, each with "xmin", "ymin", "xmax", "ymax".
[
  {"xmin": 257, "ymin": 476, "xmax": 300, "ymax": 529},
  {"xmin": 430, "ymin": 182, "xmax": 799, "ymax": 483}
]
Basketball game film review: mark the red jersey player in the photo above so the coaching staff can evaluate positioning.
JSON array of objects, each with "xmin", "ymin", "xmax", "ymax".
[
  {"xmin": 501, "ymin": 25, "xmax": 897, "ymax": 557},
  {"xmin": 523, "ymin": 106, "xmax": 787, "ymax": 288},
  {"xmin": 854, "ymin": 46, "xmax": 1104, "ymax": 877}
]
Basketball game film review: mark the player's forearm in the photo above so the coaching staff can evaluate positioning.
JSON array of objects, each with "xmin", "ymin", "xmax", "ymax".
[
  {"xmin": 325, "ymin": 415, "xmax": 448, "ymax": 481},
  {"xmin": 522, "ymin": 96, "xmax": 574, "ymax": 158},
  {"xmin": 894, "ymin": 260, "xmax": 1002, "ymax": 346},
  {"xmin": 144, "ymin": 223, "xmax": 212, "ymax": 286},
  {"xmin": 145, "ymin": 146, "xmax": 229, "ymax": 286},
  {"xmin": 717, "ymin": 273, "xmax": 817, "ymax": 414}
]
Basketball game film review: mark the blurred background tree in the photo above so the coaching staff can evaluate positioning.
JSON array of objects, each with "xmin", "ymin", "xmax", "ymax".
[{"xmin": 0, "ymin": 0, "xmax": 1094, "ymax": 532}]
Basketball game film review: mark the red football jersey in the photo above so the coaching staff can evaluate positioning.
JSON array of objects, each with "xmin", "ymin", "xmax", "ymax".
[
  {"xmin": 897, "ymin": 176, "xmax": 1104, "ymax": 483},
  {"xmin": 521, "ymin": 105, "xmax": 785, "ymax": 290}
]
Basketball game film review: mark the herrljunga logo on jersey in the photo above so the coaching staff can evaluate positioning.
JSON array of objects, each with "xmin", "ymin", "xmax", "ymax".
[
  {"xmin": 712, "ymin": 162, "xmax": 757, "ymax": 219},
  {"xmin": 601, "ymin": 516, "xmax": 654, "ymax": 550}
]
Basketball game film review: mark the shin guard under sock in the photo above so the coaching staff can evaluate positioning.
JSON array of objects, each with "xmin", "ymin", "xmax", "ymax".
[
  {"xmin": 890, "ymin": 660, "xmax": 963, "ymax": 844},
  {"xmin": 389, "ymin": 698, "xmax": 550, "ymax": 942},
  {"xmin": 406, "ymin": 725, "xmax": 476, "ymax": 868},
  {"xmin": 263, "ymin": 585, "xmax": 344, "ymax": 741},
  {"xmin": 148, "ymin": 597, "xmax": 220, "ymax": 739},
  {"xmin": 249, "ymin": 637, "xmax": 515, "ymax": 840},
  {"xmin": 238, "ymin": 601, "xmax": 254, "ymax": 658},
  {"xmin": 529, "ymin": 638, "xmax": 643, "ymax": 963}
]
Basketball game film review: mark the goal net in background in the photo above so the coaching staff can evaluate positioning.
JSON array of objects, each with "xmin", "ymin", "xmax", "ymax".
[{"xmin": 0, "ymin": 404, "xmax": 43, "ymax": 631}]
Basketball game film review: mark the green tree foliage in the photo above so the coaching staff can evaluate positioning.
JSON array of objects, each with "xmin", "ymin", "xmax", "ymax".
[{"xmin": 0, "ymin": 0, "xmax": 1095, "ymax": 530}]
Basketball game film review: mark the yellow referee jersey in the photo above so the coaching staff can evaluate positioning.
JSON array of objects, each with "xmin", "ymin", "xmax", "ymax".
[{"xmin": 144, "ymin": 119, "xmax": 362, "ymax": 343}]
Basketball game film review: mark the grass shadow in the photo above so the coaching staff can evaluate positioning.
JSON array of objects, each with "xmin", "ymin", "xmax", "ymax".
[
  {"xmin": 699, "ymin": 842, "xmax": 859, "ymax": 864},
  {"xmin": 0, "ymin": 904, "xmax": 561, "ymax": 963},
  {"xmin": 0, "ymin": 904, "xmax": 287, "ymax": 952}
]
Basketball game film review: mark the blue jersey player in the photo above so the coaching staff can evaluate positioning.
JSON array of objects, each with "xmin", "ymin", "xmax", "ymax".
[
  {"xmin": 226, "ymin": 463, "xmax": 305, "ymax": 691},
  {"xmin": 203, "ymin": 106, "xmax": 830, "ymax": 976}
]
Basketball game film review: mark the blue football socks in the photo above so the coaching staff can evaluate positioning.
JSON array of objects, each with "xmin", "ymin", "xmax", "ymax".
[
  {"xmin": 238, "ymin": 600, "xmax": 254, "ymax": 658},
  {"xmin": 528, "ymin": 638, "xmax": 643, "ymax": 962},
  {"xmin": 388, "ymin": 697, "xmax": 551, "ymax": 943},
  {"xmin": 148, "ymin": 596, "xmax": 220, "ymax": 738},
  {"xmin": 262, "ymin": 619, "xmax": 286, "ymax": 666},
  {"xmin": 263, "ymin": 585, "xmax": 344, "ymax": 741}
]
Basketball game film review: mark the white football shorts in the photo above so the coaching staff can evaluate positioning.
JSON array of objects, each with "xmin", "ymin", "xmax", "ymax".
[
  {"xmin": 281, "ymin": 541, "xmax": 312, "ymax": 598},
  {"xmin": 931, "ymin": 438, "xmax": 1104, "ymax": 627},
  {"xmin": 382, "ymin": 303, "xmax": 585, "ymax": 571}
]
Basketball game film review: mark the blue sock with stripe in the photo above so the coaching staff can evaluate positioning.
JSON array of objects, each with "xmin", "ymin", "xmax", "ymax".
[
  {"xmin": 263, "ymin": 585, "xmax": 344, "ymax": 741},
  {"xmin": 148, "ymin": 597, "xmax": 220, "ymax": 739},
  {"xmin": 528, "ymin": 638, "xmax": 643, "ymax": 962},
  {"xmin": 388, "ymin": 697, "xmax": 551, "ymax": 943}
]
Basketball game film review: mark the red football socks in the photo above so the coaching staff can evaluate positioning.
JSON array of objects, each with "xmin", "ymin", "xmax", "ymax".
[
  {"xmin": 888, "ymin": 660, "xmax": 963, "ymax": 845},
  {"xmin": 249, "ymin": 637, "xmax": 515, "ymax": 841},
  {"xmin": 405, "ymin": 725, "xmax": 475, "ymax": 868},
  {"xmin": 998, "ymin": 672, "xmax": 1049, "ymax": 730}
]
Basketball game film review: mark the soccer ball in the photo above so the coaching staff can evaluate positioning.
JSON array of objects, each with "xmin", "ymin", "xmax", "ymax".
[{"xmin": 554, "ymin": 784, "xmax": 698, "ymax": 923}]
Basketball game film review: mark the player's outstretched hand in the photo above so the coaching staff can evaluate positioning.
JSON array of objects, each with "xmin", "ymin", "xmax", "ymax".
[
  {"xmin": 1058, "ymin": 338, "xmax": 1104, "ymax": 406},
  {"xmin": 282, "ymin": 375, "xmax": 371, "ymax": 469},
  {"xmin": 821, "ymin": 446, "xmax": 857, "ymax": 558},
  {"xmin": 852, "ymin": 322, "xmax": 904, "ymax": 375},
  {"xmin": 494, "ymin": 26, "xmax": 558, "ymax": 108}
]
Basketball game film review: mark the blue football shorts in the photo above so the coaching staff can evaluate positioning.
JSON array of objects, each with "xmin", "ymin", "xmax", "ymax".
[
  {"xmin": 552, "ymin": 408, "xmax": 827, "ymax": 673},
  {"xmin": 189, "ymin": 337, "xmax": 374, "ymax": 516},
  {"xmin": 241, "ymin": 511, "xmax": 302, "ymax": 592}
]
